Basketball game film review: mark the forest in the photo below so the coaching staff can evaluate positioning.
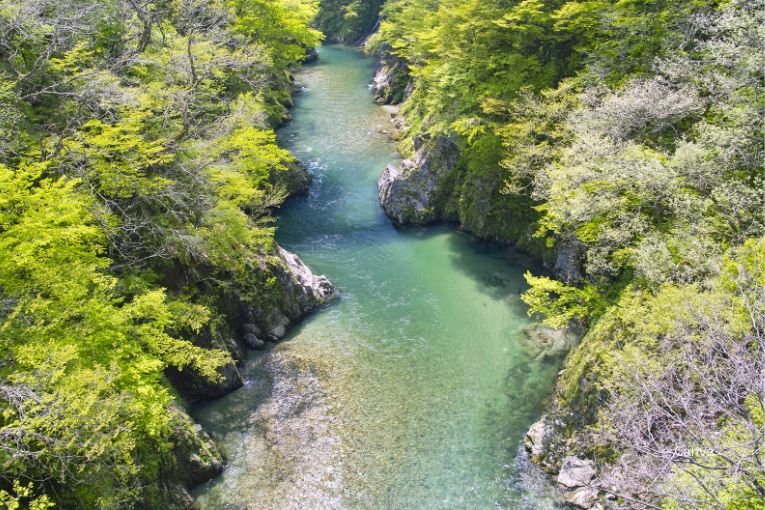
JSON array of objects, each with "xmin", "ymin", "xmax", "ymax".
[
  {"xmin": 1, "ymin": 0, "xmax": 763, "ymax": 509},
  {"xmin": 0, "ymin": 0, "xmax": 324, "ymax": 507}
]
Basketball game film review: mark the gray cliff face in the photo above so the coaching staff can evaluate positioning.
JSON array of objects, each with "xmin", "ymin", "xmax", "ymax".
[
  {"xmin": 370, "ymin": 44, "xmax": 411, "ymax": 105},
  {"xmin": 552, "ymin": 236, "xmax": 585, "ymax": 283},
  {"xmin": 378, "ymin": 135, "xmax": 461, "ymax": 226}
]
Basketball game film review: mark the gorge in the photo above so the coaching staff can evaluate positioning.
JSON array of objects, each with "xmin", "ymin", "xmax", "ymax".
[
  {"xmin": 1, "ymin": 1, "xmax": 762, "ymax": 509},
  {"xmin": 192, "ymin": 44, "xmax": 565, "ymax": 510}
]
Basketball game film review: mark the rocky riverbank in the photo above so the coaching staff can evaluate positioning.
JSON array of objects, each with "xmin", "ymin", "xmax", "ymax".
[
  {"xmin": 159, "ymin": 93, "xmax": 337, "ymax": 505},
  {"xmin": 164, "ymin": 243, "xmax": 336, "ymax": 502}
]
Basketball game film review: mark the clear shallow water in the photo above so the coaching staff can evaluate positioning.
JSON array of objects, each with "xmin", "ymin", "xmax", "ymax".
[{"xmin": 193, "ymin": 46, "xmax": 564, "ymax": 510}]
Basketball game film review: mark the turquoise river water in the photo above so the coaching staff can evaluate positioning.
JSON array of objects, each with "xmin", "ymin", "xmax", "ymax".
[{"xmin": 192, "ymin": 46, "xmax": 565, "ymax": 510}]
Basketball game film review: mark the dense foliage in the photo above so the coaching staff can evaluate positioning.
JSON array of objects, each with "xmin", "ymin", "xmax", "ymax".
[
  {"xmin": 0, "ymin": 0, "xmax": 320, "ymax": 507},
  {"xmin": 314, "ymin": 0, "xmax": 384, "ymax": 42},
  {"xmin": 371, "ymin": 0, "xmax": 764, "ymax": 508}
]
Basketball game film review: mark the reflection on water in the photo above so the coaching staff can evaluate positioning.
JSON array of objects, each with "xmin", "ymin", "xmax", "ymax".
[{"xmin": 192, "ymin": 46, "xmax": 565, "ymax": 510}]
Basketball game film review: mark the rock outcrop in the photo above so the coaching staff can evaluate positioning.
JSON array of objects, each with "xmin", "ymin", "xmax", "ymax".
[
  {"xmin": 523, "ymin": 414, "xmax": 567, "ymax": 475},
  {"xmin": 552, "ymin": 236, "xmax": 585, "ymax": 283},
  {"xmin": 167, "ymin": 360, "xmax": 244, "ymax": 402},
  {"xmin": 163, "ymin": 245, "xmax": 336, "ymax": 504},
  {"xmin": 167, "ymin": 244, "xmax": 335, "ymax": 402},
  {"xmin": 557, "ymin": 456, "xmax": 600, "ymax": 509},
  {"xmin": 163, "ymin": 406, "xmax": 225, "ymax": 507},
  {"xmin": 557, "ymin": 456, "xmax": 596, "ymax": 489},
  {"xmin": 280, "ymin": 161, "xmax": 312, "ymax": 197},
  {"xmin": 524, "ymin": 417, "xmax": 552, "ymax": 460},
  {"xmin": 378, "ymin": 134, "xmax": 461, "ymax": 225},
  {"xmin": 370, "ymin": 44, "xmax": 411, "ymax": 105},
  {"xmin": 250, "ymin": 247, "xmax": 336, "ymax": 341},
  {"xmin": 524, "ymin": 417, "xmax": 605, "ymax": 509}
]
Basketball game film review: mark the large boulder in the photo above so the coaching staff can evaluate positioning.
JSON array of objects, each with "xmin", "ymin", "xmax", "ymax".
[
  {"xmin": 165, "ymin": 245, "xmax": 334, "ymax": 401},
  {"xmin": 277, "ymin": 246, "xmax": 336, "ymax": 312},
  {"xmin": 378, "ymin": 135, "xmax": 461, "ymax": 226},
  {"xmin": 166, "ymin": 360, "xmax": 243, "ymax": 402},
  {"xmin": 524, "ymin": 417, "xmax": 551, "ymax": 458},
  {"xmin": 164, "ymin": 323, "xmax": 244, "ymax": 402},
  {"xmin": 247, "ymin": 246, "xmax": 336, "ymax": 341},
  {"xmin": 276, "ymin": 160, "xmax": 312, "ymax": 198},
  {"xmin": 557, "ymin": 456, "xmax": 600, "ymax": 509},
  {"xmin": 564, "ymin": 487, "xmax": 600, "ymax": 509},
  {"xmin": 557, "ymin": 456, "xmax": 597, "ymax": 489}
]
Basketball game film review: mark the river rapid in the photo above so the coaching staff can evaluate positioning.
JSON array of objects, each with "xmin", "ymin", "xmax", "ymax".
[{"xmin": 192, "ymin": 45, "xmax": 565, "ymax": 510}]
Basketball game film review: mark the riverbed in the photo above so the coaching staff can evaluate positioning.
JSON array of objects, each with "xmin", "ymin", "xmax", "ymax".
[{"xmin": 192, "ymin": 45, "xmax": 564, "ymax": 510}]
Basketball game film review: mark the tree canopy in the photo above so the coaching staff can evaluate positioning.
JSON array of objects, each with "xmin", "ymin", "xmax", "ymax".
[{"xmin": 0, "ymin": 0, "xmax": 320, "ymax": 507}]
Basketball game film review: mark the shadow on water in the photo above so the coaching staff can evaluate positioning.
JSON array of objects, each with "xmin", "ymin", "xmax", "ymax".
[{"xmin": 389, "ymin": 222, "xmax": 542, "ymax": 315}]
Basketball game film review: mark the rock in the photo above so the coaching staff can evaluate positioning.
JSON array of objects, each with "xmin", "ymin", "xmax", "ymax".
[
  {"xmin": 556, "ymin": 457, "xmax": 599, "ymax": 509},
  {"xmin": 166, "ymin": 359, "xmax": 243, "ymax": 402},
  {"xmin": 270, "ymin": 323, "xmax": 287, "ymax": 339},
  {"xmin": 244, "ymin": 332, "xmax": 265, "ymax": 349},
  {"xmin": 554, "ymin": 236, "xmax": 585, "ymax": 283},
  {"xmin": 274, "ymin": 160, "xmax": 312, "ymax": 198},
  {"xmin": 378, "ymin": 135, "xmax": 461, "ymax": 226},
  {"xmin": 370, "ymin": 44, "xmax": 410, "ymax": 105},
  {"xmin": 164, "ymin": 406, "xmax": 224, "ymax": 501},
  {"xmin": 557, "ymin": 456, "xmax": 597, "ymax": 489},
  {"xmin": 243, "ymin": 323, "xmax": 261, "ymax": 336},
  {"xmin": 302, "ymin": 47, "xmax": 319, "ymax": 64},
  {"xmin": 246, "ymin": 246, "xmax": 336, "ymax": 341},
  {"xmin": 519, "ymin": 325, "xmax": 578, "ymax": 361},
  {"xmin": 278, "ymin": 246, "xmax": 336, "ymax": 304},
  {"xmin": 241, "ymin": 323, "xmax": 266, "ymax": 349},
  {"xmin": 563, "ymin": 486, "xmax": 599, "ymax": 509},
  {"xmin": 524, "ymin": 417, "xmax": 551, "ymax": 458}
]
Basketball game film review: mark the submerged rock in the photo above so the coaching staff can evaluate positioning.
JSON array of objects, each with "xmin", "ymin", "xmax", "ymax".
[
  {"xmin": 378, "ymin": 135, "xmax": 461, "ymax": 226},
  {"xmin": 519, "ymin": 325, "xmax": 579, "ymax": 362}
]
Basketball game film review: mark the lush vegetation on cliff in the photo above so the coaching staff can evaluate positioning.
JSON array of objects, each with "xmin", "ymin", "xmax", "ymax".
[
  {"xmin": 314, "ymin": 0, "xmax": 383, "ymax": 42},
  {"xmin": 0, "ymin": 0, "xmax": 320, "ymax": 507},
  {"xmin": 371, "ymin": 0, "xmax": 764, "ymax": 508}
]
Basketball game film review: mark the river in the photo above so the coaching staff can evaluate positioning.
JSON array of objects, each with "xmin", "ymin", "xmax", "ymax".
[{"xmin": 192, "ymin": 45, "xmax": 564, "ymax": 510}]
